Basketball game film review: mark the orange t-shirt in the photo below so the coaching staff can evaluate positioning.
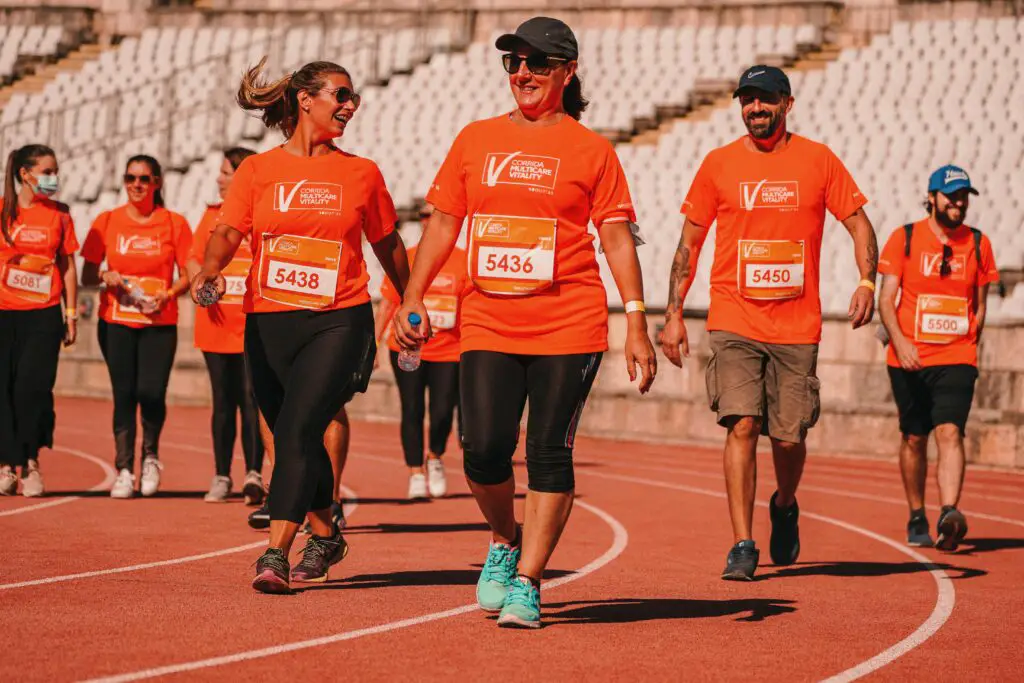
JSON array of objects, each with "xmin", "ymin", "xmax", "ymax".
[
  {"xmin": 681, "ymin": 135, "xmax": 868, "ymax": 344},
  {"xmin": 217, "ymin": 146, "xmax": 397, "ymax": 314},
  {"xmin": 380, "ymin": 245, "xmax": 468, "ymax": 363},
  {"xmin": 191, "ymin": 205, "xmax": 254, "ymax": 354},
  {"xmin": 0, "ymin": 198, "xmax": 79, "ymax": 311},
  {"xmin": 425, "ymin": 114, "xmax": 636, "ymax": 355},
  {"xmin": 879, "ymin": 220, "xmax": 998, "ymax": 368},
  {"xmin": 81, "ymin": 205, "xmax": 192, "ymax": 328}
]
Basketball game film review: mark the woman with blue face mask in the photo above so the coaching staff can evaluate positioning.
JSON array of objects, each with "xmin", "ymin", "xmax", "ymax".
[{"xmin": 0, "ymin": 144, "xmax": 80, "ymax": 498}]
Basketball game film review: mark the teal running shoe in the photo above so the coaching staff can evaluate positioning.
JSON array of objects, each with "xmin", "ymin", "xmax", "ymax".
[
  {"xmin": 476, "ymin": 542, "xmax": 520, "ymax": 612},
  {"xmin": 497, "ymin": 576, "xmax": 541, "ymax": 629}
]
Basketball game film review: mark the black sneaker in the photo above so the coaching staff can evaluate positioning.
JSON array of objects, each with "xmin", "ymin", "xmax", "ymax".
[
  {"xmin": 248, "ymin": 502, "xmax": 270, "ymax": 530},
  {"xmin": 769, "ymin": 492, "xmax": 800, "ymax": 566},
  {"xmin": 331, "ymin": 500, "xmax": 346, "ymax": 530},
  {"xmin": 722, "ymin": 540, "xmax": 759, "ymax": 581},
  {"xmin": 907, "ymin": 511, "xmax": 934, "ymax": 547},
  {"xmin": 936, "ymin": 506, "xmax": 968, "ymax": 552},
  {"xmin": 252, "ymin": 548, "xmax": 290, "ymax": 594},
  {"xmin": 290, "ymin": 532, "xmax": 349, "ymax": 583}
]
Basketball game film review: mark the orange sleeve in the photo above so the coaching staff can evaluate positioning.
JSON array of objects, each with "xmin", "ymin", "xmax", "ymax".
[
  {"xmin": 979, "ymin": 234, "xmax": 1000, "ymax": 286},
  {"xmin": 824, "ymin": 148, "xmax": 868, "ymax": 222},
  {"xmin": 680, "ymin": 154, "xmax": 718, "ymax": 227},
  {"xmin": 877, "ymin": 227, "xmax": 905, "ymax": 277},
  {"xmin": 172, "ymin": 213, "xmax": 193, "ymax": 271},
  {"xmin": 363, "ymin": 164, "xmax": 398, "ymax": 245},
  {"xmin": 190, "ymin": 210, "xmax": 214, "ymax": 263},
  {"xmin": 218, "ymin": 157, "xmax": 255, "ymax": 236},
  {"xmin": 80, "ymin": 211, "xmax": 109, "ymax": 264},
  {"xmin": 425, "ymin": 129, "xmax": 468, "ymax": 219},
  {"xmin": 60, "ymin": 212, "xmax": 79, "ymax": 255},
  {"xmin": 590, "ymin": 142, "xmax": 636, "ymax": 227}
]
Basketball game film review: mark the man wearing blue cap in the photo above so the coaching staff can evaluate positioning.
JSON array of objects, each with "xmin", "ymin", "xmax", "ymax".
[{"xmin": 877, "ymin": 165, "xmax": 999, "ymax": 551}]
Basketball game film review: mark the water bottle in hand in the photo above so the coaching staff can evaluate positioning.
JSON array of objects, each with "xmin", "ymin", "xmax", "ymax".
[
  {"xmin": 196, "ymin": 281, "xmax": 221, "ymax": 308},
  {"xmin": 397, "ymin": 312, "xmax": 423, "ymax": 372}
]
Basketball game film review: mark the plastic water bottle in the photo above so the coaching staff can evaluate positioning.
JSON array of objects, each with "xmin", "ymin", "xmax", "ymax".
[
  {"xmin": 196, "ymin": 281, "xmax": 221, "ymax": 308},
  {"xmin": 397, "ymin": 312, "xmax": 423, "ymax": 372},
  {"xmin": 125, "ymin": 283, "xmax": 148, "ymax": 307}
]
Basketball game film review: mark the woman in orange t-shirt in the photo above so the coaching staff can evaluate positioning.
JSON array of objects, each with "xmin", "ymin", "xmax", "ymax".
[
  {"xmin": 0, "ymin": 144, "xmax": 79, "ymax": 498},
  {"xmin": 81, "ymin": 155, "xmax": 193, "ymax": 500},
  {"xmin": 376, "ymin": 204, "xmax": 467, "ymax": 500},
  {"xmin": 190, "ymin": 58, "xmax": 411, "ymax": 594},
  {"xmin": 393, "ymin": 17, "xmax": 656, "ymax": 628},
  {"xmin": 185, "ymin": 146, "xmax": 265, "ymax": 505}
]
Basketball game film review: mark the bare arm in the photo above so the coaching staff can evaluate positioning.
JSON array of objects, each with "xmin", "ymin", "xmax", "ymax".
[
  {"xmin": 666, "ymin": 218, "xmax": 708, "ymax": 319},
  {"xmin": 976, "ymin": 283, "xmax": 991, "ymax": 342},
  {"xmin": 57, "ymin": 252, "xmax": 78, "ymax": 345},
  {"xmin": 370, "ymin": 231, "xmax": 411, "ymax": 299},
  {"xmin": 879, "ymin": 273, "xmax": 921, "ymax": 371},
  {"xmin": 841, "ymin": 207, "xmax": 879, "ymax": 328},
  {"xmin": 393, "ymin": 210, "xmax": 462, "ymax": 347},
  {"xmin": 80, "ymin": 260, "xmax": 104, "ymax": 287}
]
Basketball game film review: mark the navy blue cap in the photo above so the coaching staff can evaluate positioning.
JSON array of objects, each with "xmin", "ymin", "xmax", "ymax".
[
  {"xmin": 733, "ymin": 65, "xmax": 792, "ymax": 97},
  {"xmin": 928, "ymin": 165, "xmax": 979, "ymax": 195},
  {"xmin": 496, "ymin": 16, "xmax": 579, "ymax": 60}
]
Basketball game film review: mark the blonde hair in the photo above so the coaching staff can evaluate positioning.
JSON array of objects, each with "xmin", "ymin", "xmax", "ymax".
[{"xmin": 237, "ymin": 57, "xmax": 352, "ymax": 138}]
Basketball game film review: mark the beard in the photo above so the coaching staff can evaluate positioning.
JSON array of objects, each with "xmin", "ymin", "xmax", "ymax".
[
  {"xmin": 935, "ymin": 204, "xmax": 966, "ymax": 229},
  {"xmin": 744, "ymin": 110, "xmax": 783, "ymax": 139}
]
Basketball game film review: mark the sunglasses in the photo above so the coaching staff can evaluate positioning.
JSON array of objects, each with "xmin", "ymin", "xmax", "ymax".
[
  {"xmin": 940, "ymin": 244, "xmax": 953, "ymax": 277},
  {"xmin": 324, "ymin": 87, "xmax": 361, "ymax": 108},
  {"xmin": 501, "ymin": 53, "xmax": 568, "ymax": 76},
  {"xmin": 418, "ymin": 213, "xmax": 432, "ymax": 221},
  {"xmin": 123, "ymin": 174, "xmax": 153, "ymax": 184}
]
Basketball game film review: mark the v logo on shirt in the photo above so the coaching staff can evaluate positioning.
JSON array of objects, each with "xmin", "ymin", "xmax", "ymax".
[
  {"xmin": 484, "ymin": 152, "xmax": 522, "ymax": 187},
  {"xmin": 741, "ymin": 180, "xmax": 769, "ymax": 211},
  {"xmin": 117, "ymin": 234, "xmax": 161, "ymax": 256},
  {"xmin": 276, "ymin": 180, "xmax": 308, "ymax": 214}
]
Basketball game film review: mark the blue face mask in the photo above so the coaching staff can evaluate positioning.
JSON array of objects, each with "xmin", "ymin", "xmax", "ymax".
[{"xmin": 32, "ymin": 174, "xmax": 60, "ymax": 197}]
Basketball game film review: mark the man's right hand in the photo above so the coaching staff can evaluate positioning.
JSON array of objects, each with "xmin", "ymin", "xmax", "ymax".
[
  {"xmin": 190, "ymin": 269, "xmax": 225, "ymax": 304},
  {"xmin": 660, "ymin": 313, "xmax": 690, "ymax": 368},
  {"xmin": 893, "ymin": 336, "xmax": 923, "ymax": 371}
]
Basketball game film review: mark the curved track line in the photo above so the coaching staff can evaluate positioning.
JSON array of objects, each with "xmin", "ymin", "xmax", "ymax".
[
  {"xmin": 79, "ymin": 488, "xmax": 629, "ymax": 683},
  {"xmin": 0, "ymin": 447, "xmax": 116, "ymax": 518},
  {"xmin": 575, "ymin": 469, "xmax": 955, "ymax": 682},
  {"xmin": 0, "ymin": 487, "xmax": 357, "ymax": 592}
]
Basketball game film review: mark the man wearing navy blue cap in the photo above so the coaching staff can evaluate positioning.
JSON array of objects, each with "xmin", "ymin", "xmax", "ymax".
[
  {"xmin": 662, "ymin": 64, "xmax": 879, "ymax": 581},
  {"xmin": 877, "ymin": 165, "xmax": 999, "ymax": 551}
]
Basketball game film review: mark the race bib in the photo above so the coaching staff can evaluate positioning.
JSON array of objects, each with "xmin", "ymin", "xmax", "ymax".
[
  {"xmin": 3, "ymin": 254, "xmax": 54, "ymax": 303},
  {"xmin": 737, "ymin": 240, "xmax": 805, "ymax": 300},
  {"xmin": 111, "ymin": 276, "xmax": 167, "ymax": 325},
  {"xmin": 220, "ymin": 256, "xmax": 252, "ymax": 306},
  {"xmin": 258, "ymin": 234, "xmax": 341, "ymax": 309},
  {"xmin": 424, "ymin": 295, "xmax": 458, "ymax": 331},
  {"xmin": 469, "ymin": 214, "xmax": 556, "ymax": 296},
  {"xmin": 916, "ymin": 294, "xmax": 970, "ymax": 344}
]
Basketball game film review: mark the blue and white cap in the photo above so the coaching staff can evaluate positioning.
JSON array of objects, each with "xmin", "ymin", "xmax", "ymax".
[{"xmin": 927, "ymin": 165, "xmax": 979, "ymax": 195}]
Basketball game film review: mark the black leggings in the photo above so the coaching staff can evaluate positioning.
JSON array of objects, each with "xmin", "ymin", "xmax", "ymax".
[
  {"xmin": 389, "ymin": 351, "xmax": 459, "ymax": 467},
  {"xmin": 202, "ymin": 351, "xmax": 264, "ymax": 477},
  {"xmin": 98, "ymin": 321, "xmax": 177, "ymax": 472},
  {"xmin": 246, "ymin": 305, "xmax": 374, "ymax": 524},
  {"xmin": 0, "ymin": 306, "xmax": 63, "ymax": 468},
  {"xmin": 460, "ymin": 350, "xmax": 602, "ymax": 493}
]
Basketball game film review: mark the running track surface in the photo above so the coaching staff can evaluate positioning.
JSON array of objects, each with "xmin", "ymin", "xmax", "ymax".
[{"xmin": 2, "ymin": 398, "xmax": 1023, "ymax": 682}]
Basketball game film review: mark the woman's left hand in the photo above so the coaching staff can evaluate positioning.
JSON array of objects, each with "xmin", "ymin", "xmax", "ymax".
[
  {"xmin": 142, "ymin": 290, "xmax": 171, "ymax": 314},
  {"xmin": 624, "ymin": 323, "xmax": 657, "ymax": 394},
  {"xmin": 63, "ymin": 319, "xmax": 77, "ymax": 347}
]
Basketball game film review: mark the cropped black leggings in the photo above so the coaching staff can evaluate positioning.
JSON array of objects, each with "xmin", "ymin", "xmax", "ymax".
[
  {"xmin": 389, "ymin": 351, "xmax": 459, "ymax": 467},
  {"xmin": 202, "ymin": 351, "xmax": 264, "ymax": 477},
  {"xmin": 246, "ymin": 305, "xmax": 374, "ymax": 524},
  {"xmin": 460, "ymin": 350, "xmax": 602, "ymax": 493},
  {"xmin": 0, "ymin": 306, "xmax": 63, "ymax": 468},
  {"xmin": 98, "ymin": 321, "xmax": 177, "ymax": 472}
]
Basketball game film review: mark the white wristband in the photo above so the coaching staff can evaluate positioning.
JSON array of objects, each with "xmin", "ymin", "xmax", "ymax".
[{"xmin": 624, "ymin": 300, "xmax": 646, "ymax": 314}]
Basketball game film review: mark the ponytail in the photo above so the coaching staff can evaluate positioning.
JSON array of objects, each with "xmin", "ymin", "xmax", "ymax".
[
  {"xmin": 237, "ymin": 57, "xmax": 352, "ymax": 138},
  {"xmin": 2, "ymin": 144, "xmax": 56, "ymax": 245},
  {"xmin": 125, "ymin": 154, "xmax": 165, "ymax": 207},
  {"xmin": 562, "ymin": 73, "xmax": 589, "ymax": 121}
]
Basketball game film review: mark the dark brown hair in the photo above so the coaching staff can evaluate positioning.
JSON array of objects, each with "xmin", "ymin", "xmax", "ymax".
[
  {"xmin": 237, "ymin": 57, "xmax": 352, "ymax": 138},
  {"xmin": 2, "ymin": 144, "xmax": 55, "ymax": 245},
  {"xmin": 125, "ymin": 154, "xmax": 165, "ymax": 207},
  {"xmin": 224, "ymin": 146, "xmax": 257, "ymax": 170},
  {"xmin": 563, "ymin": 72, "xmax": 589, "ymax": 121}
]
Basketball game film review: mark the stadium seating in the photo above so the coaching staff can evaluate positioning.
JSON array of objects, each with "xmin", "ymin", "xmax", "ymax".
[{"xmin": 0, "ymin": 24, "xmax": 66, "ymax": 83}]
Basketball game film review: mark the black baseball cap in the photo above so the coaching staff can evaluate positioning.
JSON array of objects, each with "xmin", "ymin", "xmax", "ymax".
[
  {"xmin": 495, "ymin": 16, "xmax": 579, "ymax": 60},
  {"xmin": 733, "ymin": 65, "xmax": 792, "ymax": 97}
]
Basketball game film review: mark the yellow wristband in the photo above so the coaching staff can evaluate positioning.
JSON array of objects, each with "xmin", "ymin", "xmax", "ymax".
[
  {"xmin": 624, "ymin": 300, "xmax": 646, "ymax": 314},
  {"xmin": 858, "ymin": 279, "xmax": 876, "ymax": 292},
  {"xmin": 65, "ymin": 308, "xmax": 78, "ymax": 320}
]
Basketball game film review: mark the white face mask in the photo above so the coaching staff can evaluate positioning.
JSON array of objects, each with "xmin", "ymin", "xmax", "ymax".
[{"xmin": 30, "ymin": 173, "xmax": 60, "ymax": 197}]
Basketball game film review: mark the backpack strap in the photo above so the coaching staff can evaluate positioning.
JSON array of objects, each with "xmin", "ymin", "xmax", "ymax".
[
  {"xmin": 970, "ymin": 228, "xmax": 983, "ymax": 270},
  {"xmin": 902, "ymin": 223, "xmax": 914, "ymax": 259}
]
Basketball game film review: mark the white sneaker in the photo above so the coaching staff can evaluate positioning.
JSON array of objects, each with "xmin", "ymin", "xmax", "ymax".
[
  {"xmin": 140, "ymin": 457, "xmax": 162, "ymax": 497},
  {"xmin": 110, "ymin": 469, "xmax": 135, "ymax": 499},
  {"xmin": 21, "ymin": 460, "xmax": 44, "ymax": 498},
  {"xmin": 407, "ymin": 473, "xmax": 428, "ymax": 500},
  {"xmin": 204, "ymin": 475, "xmax": 232, "ymax": 503},
  {"xmin": 0, "ymin": 465, "xmax": 17, "ymax": 496},
  {"xmin": 427, "ymin": 459, "xmax": 448, "ymax": 498},
  {"xmin": 242, "ymin": 470, "xmax": 265, "ymax": 506}
]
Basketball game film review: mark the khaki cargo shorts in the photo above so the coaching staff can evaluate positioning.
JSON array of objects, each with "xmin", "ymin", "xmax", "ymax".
[{"xmin": 705, "ymin": 330, "xmax": 821, "ymax": 444}]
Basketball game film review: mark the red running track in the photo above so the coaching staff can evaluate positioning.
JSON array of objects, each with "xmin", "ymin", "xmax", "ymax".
[{"xmin": 1, "ymin": 397, "xmax": 1022, "ymax": 681}]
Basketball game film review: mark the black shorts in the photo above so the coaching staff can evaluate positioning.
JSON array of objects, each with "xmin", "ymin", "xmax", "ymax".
[{"xmin": 887, "ymin": 364, "xmax": 978, "ymax": 437}]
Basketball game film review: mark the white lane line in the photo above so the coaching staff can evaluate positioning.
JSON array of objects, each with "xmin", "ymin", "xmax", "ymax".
[
  {"xmin": 0, "ymin": 447, "xmax": 116, "ymax": 518},
  {"xmin": 576, "ymin": 469, "xmax": 955, "ymax": 682},
  {"xmin": 0, "ymin": 487, "xmax": 358, "ymax": 591},
  {"xmin": 81, "ymin": 463, "xmax": 629, "ymax": 683}
]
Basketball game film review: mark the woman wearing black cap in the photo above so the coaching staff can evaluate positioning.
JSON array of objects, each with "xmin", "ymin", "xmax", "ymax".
[{"xmin": 394, "ymin": 16, "xmax": 655, "ymax": 628}]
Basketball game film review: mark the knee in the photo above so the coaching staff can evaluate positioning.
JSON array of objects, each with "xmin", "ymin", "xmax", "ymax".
[
  {"xmin": 136, "ymin": 387, "xmax": 165, "ymax": 409},
  {"xmin": 525, "ymin": 440, "xmax": 574, "ymax": 493},
  {"xmin": 727, "ymin": 416, "xmax": 762, "ymax": 441},
  {"xmin": 903, "ymin": 433, "xmax": 929, "ymax": 451},
  {"xmin": 933, "ymin": 423, "xmax": 962, "ymax": 445},
  {"xmin": 771, "ymin": 438, "xmax": 802, "ymax": 456},
  {"xmin": 462, "ymin": 427, "xmax": 516, "ymax": 486}
]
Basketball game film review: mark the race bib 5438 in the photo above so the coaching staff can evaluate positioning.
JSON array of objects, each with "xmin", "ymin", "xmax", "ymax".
[{"xmin": 258, "ymin": 234, "xmax": 341, "ymax": 309}]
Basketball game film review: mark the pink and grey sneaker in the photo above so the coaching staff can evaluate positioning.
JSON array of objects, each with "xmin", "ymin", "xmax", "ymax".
[
  {"xmin": 252, "ymin": 548, "xmax": 291, "ymax": 594},
  {"xmin": 290, "ymin": 532, "xmax": 349, "ymax": 583}
]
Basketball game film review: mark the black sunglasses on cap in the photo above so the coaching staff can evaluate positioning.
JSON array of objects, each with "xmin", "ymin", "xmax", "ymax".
[
  {"xmin": 940, "ymin": 244, "xmax": 953, "ymax": 277},
  {"xmin": 324, "ymin": 87, "xmax": 361, "ymax": 108},
  {"xmin": 502, "ymin": 53, "xmax": 568, "ymax": 76}
]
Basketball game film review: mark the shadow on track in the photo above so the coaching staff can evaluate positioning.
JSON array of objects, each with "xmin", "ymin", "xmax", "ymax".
[
  {"xmin": 343, "ymin": 522, "xmax": 492, "ymax": 535},
  {"xmin": 295, "ymin": 568, "xmax": 574, "ymax": 593},
  {"xmin": 344, "ymin": 493, "xmax": 524, "ymax": 506},
  {"xmin": 953, "ymin": 537, "xmax": 1024, "ymax": 556},
  {"xmin": 759, "ymin": 560, "xmax": 987, "ymax": 580},
  {"xmin": 542, "ymin": 597, "xmax": 797, "ymax": 625}
]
